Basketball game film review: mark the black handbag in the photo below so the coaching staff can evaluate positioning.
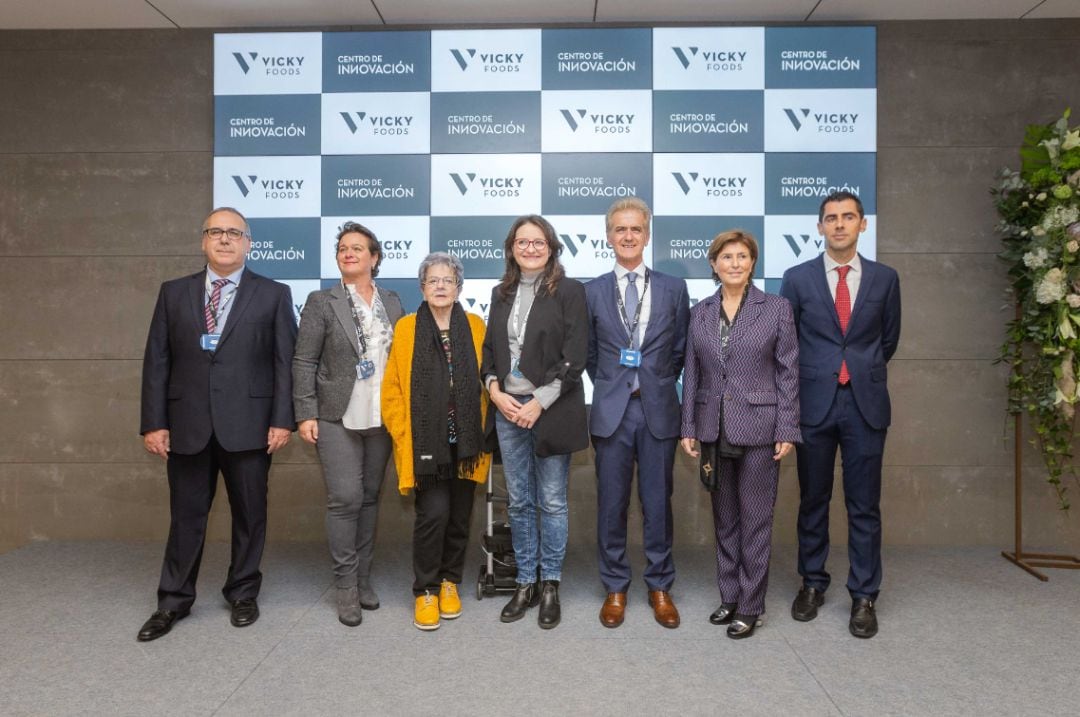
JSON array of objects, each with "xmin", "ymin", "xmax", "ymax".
[{"xmin": 698, "ymin": 397, "xmax": 744, "ymax": 491}]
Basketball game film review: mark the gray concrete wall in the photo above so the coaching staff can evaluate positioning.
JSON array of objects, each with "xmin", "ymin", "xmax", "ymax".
[{"xmin": 2, "ymin": 20, "xmax": 1079, "ymax": 556}]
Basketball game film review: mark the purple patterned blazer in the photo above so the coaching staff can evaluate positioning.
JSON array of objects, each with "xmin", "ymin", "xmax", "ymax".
[{"xmin": 680, "ymin": 285, "xmax": 801, "ymax": 447}]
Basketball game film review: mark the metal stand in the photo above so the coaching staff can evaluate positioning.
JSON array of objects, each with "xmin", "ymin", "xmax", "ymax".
[{"xmin": 1001, "ymin": 410, "xmax": 1080, "ymax": 580}]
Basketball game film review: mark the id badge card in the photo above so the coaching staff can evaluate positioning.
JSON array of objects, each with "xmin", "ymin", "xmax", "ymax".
[
  {"xmin": 200, "ymin": 333, "xmax": 221, "ymax": 351},
  {"xmin": 619, "ymin": 348, "xmax": 641, "ymax": 367},
  {"xmin": 511, "ymin": 358, "xmax": 524, "ymax": 378},
  {"xmin": 356, "ymin": 360, "xmax": 376, "ymax": 380}
]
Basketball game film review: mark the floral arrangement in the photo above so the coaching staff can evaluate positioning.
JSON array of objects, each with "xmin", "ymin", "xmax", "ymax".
[{"xmin": 995, "ymin": 109, "xmax": 1080, "ymax": 509}]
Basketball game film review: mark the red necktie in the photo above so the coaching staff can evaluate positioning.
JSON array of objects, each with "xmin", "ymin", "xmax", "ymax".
[
  {"xmin": 205, "ymin": 278, "xmax": 229, "ymax": 332},
  {"xmin": 835, "ymin": 265, "xmax": 851, "ymax": 385}
]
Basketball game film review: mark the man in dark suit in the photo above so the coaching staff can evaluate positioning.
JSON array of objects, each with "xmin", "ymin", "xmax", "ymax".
[
  {"xmin": 779, "ymin": 191, "xmax": 901, "ymax": 639},
  {"xmin": 585, "ymin": 197, "xmax": 690, "ymax": 628},
  {"xmin": 137, "ymin": 207, "xmax": 297, "ymax": 641}
]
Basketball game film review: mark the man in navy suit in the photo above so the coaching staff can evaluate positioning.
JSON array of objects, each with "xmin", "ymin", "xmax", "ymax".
[
  {"xmin": 137, "ymin": 207, "xmax": 297, "ymax": 641},
  {"xmin": 780, "ymin": 191, "xmax": 901, "ymax": 639},
  {"xmin": 585, "ymin": 197, "xmax": 690, "ymax": 628}
]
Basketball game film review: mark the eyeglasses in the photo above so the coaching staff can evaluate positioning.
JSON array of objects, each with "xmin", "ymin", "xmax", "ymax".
[
  {"xmin": 423, "ymin": 276, "xmax": 458, "ymax": 287},
  {"xmin": 514, "ymin": 239, "xmax": 548, "ymax": 251},
  {"xmin": 203, "ymin": 227, "xmax": 248, "ymax": 241}
]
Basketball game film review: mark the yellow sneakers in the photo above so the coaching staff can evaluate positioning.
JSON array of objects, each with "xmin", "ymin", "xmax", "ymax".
[
  {"xmin": 414, "ymin": 592, "xmax": 440, "ymax": 631},
  {"xmin": 439, "ymin": 580, "xmax": 462, "ymax": 619}
]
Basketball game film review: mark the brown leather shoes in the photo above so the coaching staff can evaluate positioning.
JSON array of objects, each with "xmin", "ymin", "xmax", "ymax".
[
  {"xmin": 599, "ymin": 592, "xmax": 626, "ymax": 628},
  {"xmin": 648, "ymin": 590, "xmax": 681, "ymax": 628}
]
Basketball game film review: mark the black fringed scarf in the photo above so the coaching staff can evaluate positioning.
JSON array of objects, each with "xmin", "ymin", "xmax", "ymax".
[{"xmin": 410, "ymin": 301, "xmax": 483, "ymax": 490}]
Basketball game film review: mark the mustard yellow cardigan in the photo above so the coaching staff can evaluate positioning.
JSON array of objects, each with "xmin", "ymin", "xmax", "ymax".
[{"xmin": 381, "ymin": 311, "xmax": 492, "ymax": 495}]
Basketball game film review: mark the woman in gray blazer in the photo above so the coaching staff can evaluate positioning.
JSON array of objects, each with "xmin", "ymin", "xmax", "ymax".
[{"xmin": 293, "ymin": 222, "xmax": 404, "ymax": 627}]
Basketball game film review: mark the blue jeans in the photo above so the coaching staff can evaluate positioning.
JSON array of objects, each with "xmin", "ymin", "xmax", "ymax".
[{"xmin": 495, "ymin": 410, "xmax": 570, "ymax": 584}]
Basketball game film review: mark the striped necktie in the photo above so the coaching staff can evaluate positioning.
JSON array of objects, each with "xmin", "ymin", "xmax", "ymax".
[{"xmin": 205, "ymin": 278, "xmax": 230, "ymax": 333}]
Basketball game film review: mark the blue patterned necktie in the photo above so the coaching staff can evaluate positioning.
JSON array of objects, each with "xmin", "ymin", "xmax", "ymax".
[{"xmin": 625, "ymin": 272, "xmax": 640, "ymax": 393}]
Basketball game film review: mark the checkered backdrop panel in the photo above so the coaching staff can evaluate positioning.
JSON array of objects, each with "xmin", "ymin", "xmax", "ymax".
[{"xmin": 213, "ymin": 26, "xmax": 876, "ymax": 319}]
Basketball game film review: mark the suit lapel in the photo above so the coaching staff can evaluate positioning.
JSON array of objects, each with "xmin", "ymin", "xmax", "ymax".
[
  {"xmin": 638, "ymin": 271, "xmax": 664, "ymax": 348},
  {"xmin": 847, "ymin": 254, "xmax": 877, "ymax": 330},
  {"xmin": 601, "ymin": 272, "xmax": 631, "ymax": 343},
  {"xmin": 809, "ymin": 255, "xmax": 842, "ymax": 334},
  {"xmin": 729, "ymin": 285, "xmax": 765, "ymax": 347},
  {"xmin": 217, "ymin": 268, "xmax": 257, "ymax": 348},
  {"xmin": 188, "ymin": 271, "xmax": 207, "ymax": 335},
  {"xmin": 699, "ymin": 292, "xmax": 725, "ymax": 369},
  {"xmin": 331, "ymin": 283, "xmax": 360, "ymax": 359}
]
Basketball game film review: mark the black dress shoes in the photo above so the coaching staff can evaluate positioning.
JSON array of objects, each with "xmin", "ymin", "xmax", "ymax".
[
  {"xmin": 500, "ymin": 583, "xmax": 539, "ymax": 623},
  {"xmin": 849, "ymin": 598, "xmax": 878, "ymax": 639},
  {"xmin": 791, "ymin": 586, "xmax": 825, "ymax": 622},
  {"xmin": 537, "ymin": 580, "xmax": 561, "ymax": 629},
  {"xmin": 709, "ymin": 602, "xmax": 738, "ymax": 625},
  {"xmin": 726, "ymin": 613, "xmax": 762, "ymax": 640},
  {"xmin": 137, "ymin": 608, "xmax": 189, "ymax": 642},
  {"xmin": 230, "ymin": 598, "xmax": 260, "ymax": 628}
]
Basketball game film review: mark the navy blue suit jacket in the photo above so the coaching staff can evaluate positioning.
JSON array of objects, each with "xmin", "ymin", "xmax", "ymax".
[
  {"xmin": 585, "ymin": 269, "xmax": 690, "ymax": 440},
  {"xmin": 140, "ymin": 267, "xmax": 298, "ymax": 454},
  {"xmin": 779, "ymin": 254, "xmax": 901, "ymax": 430}
]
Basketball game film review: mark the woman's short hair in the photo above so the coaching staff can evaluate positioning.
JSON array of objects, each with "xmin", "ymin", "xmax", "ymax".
[
  {"xmin": 417, "ymin": 251, "xmax": 465, "ymax": 287},
  {"xmin": 335, "ymin": 221, "xmax": 383, "ymax": 278},
  {"xmin": 707, "ymin": 230, "xmax": 759, "ymax": 284}
]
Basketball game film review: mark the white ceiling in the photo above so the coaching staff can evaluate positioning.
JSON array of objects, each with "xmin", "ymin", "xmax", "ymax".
[{"xmin": 0, "ymin": 0, "xmax": 1074, "ymax": 29}]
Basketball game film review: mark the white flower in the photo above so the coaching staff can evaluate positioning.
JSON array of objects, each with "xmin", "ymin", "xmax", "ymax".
[
  {"xmin": 1024, "ymin": 248, "xmax": 1049, "ymax": 268},
  {"xmin": 1067, "ymin": 294, "xmax": 1080, "ymax": 308},
  {"xmin": 1043, "ymin": 205, "xmax": 1080, "ymax": 232},
  {"xmin": 1037, "ymin": 192, "xmax": 1048, "ymax": 202},
  {"xmin": 1032, "ymin": 225, "xmax": 1047, "ymax": 236},
  {"xmin": 1068, "ymin": 240, "xmax": 1080, "ymax": 254},
  {"xmin": 1063, "ymin": 128, "xmax": 1080, "ymax": 151},
  {"xmin": 1036, "ymin": 268, "xmax": 1067, "ymax": 304}
]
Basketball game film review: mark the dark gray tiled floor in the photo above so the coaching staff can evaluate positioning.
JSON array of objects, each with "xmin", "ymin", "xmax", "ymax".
[{"xmin": 1, "ymin": 541, "xmax": 1077, "ymax": 716}]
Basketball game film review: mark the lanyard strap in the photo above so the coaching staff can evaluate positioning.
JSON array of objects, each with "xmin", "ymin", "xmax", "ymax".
[
  {"xmin": 205, "ymin": 279, "xmax": 237, "ymax": 325},
  {"xmin": 614, "ymin": 269, "xmax": 650, "ymax": 346},
  {"xmin": 511, "ymin": 280, "xmax": 535, "ymax": 344},
  {"xmin": 343, "ymin": 283, "xmax": 371, "ymax": 359}
]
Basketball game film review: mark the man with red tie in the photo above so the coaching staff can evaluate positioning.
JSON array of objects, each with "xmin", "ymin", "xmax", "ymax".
[{"xmin": 779, "ymin": 191, "xmax": 901, "ymax": 639}]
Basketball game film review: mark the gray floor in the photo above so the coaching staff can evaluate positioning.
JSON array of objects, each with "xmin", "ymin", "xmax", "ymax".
[{"xmin": 1, "ymin": 540, "xmax": 1078, "ymax": 716}]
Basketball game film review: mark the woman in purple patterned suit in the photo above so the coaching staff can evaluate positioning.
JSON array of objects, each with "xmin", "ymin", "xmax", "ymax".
[{"xmin": 680, "ymin": 230, "xmax": 801, "ymax": 639}]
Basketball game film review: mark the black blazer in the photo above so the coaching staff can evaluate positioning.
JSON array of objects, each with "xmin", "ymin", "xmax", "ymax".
[
  {"xmin": 482, "ymin": 275, "xmax": 589, "ymax": 457},
  {"xmin": 140, "ymin": 267, "xmax": 298, "ymax": 454}
]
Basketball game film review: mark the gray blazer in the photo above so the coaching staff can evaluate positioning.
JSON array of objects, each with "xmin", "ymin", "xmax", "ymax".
[{"xmin": 292, "ymin": 283, "xmax": 404, "ymax": 423}]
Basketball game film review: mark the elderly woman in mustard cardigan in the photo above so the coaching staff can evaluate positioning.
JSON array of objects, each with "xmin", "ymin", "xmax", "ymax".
[{"xmin": 382, "ymin": 252, "xmax": 491, "ymax": 631}]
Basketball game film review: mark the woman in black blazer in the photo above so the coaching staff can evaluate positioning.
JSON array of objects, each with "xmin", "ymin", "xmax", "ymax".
[
  {"xmin": 292, "ymin": 222, "xmax": 404, "ymax": 627},
  {"xmin": 482, "ymin": 214, "xmax": 588, "ymax": 630}
]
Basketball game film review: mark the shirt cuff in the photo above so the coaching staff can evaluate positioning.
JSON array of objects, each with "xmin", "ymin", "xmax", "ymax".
[{"xmin": 532, "ymin": 380, "xmax": 562, "ymax": 410}]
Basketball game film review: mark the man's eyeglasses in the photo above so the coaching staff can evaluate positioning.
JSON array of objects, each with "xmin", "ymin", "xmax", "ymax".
[
  {"xmin": 423, "ymin": 276, "xmax": 458, "ymax": 287},
  {"xmin": 514, "ymin": 239, "xmax": 548, "ymax": 251},
  {"xmin": 203, "ymin": 227, "xmax": 248, "ymax": 241}
]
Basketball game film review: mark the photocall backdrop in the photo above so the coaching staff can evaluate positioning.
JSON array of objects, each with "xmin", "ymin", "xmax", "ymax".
[{"xmin": 213, "ymin": 26, "xmax": 876, "ymax": 359}]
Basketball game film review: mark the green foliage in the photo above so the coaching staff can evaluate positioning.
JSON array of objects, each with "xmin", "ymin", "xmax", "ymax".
[{"xmin": 995, "ymin": 109, "xmax": 1080, "ymax": 510}]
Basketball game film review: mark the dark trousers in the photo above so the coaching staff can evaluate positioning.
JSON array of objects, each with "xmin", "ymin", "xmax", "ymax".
[
  {"xmin": 412, "ymin": 477, "xmax": 477, "ymax": 596},
  {"xmin": 593, "ymin": 397, "xmax": 677, "ymax": 593},
  {"xmin": 158, "ymin": 435, "xmax": 270, "ymax": 611},
  {"xmin": 795, "ymin": 386, "xmax": 886, "ymax": 600},
  {"xmin": 709, "ymin": 444, "xmax": 779, "ymax": 616}
]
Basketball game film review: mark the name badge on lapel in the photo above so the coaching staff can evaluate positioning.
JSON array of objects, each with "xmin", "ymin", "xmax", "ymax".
[
  {"xmin": 356, "ymin": 360, "xmax": 376, "ymax": 380},
  {"xmin": 619, "ymin": 348, "xmax": 641, "ymax": 367},
  {"xmin": 200, "ymin": 333, "xmax": 221, "ymax": 351}
]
